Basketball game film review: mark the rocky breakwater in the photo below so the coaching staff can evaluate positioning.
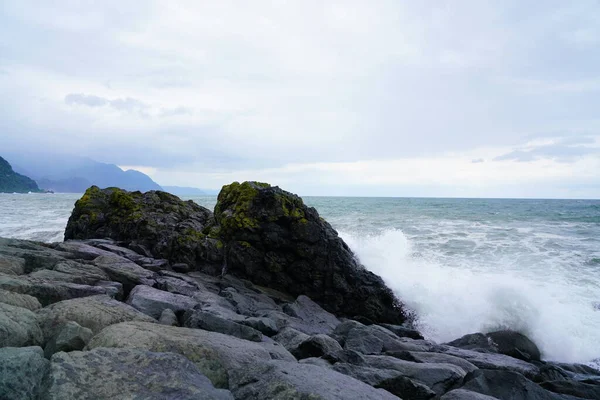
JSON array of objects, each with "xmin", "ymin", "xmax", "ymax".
[{"xmin": 0, "ymin": 182, "xmax": 597, "ymax": 399}]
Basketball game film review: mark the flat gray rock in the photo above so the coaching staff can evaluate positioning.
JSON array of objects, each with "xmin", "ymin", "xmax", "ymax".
[
  {"xmin": 0, "ymin": 302, "xmax": 43, "ymax": 347},
  {"xmin": 0, "ymin": 288, "xmax": 41, "ymax": 310},
  {"xmin": 365, "ymin": 355, "xmax": 467, "ymax": 395},
  {"xmin": 126, "ymin": 284, "xmax": 198, "ymax": 319},
  {"xmin": 272, "ymin": 326, "xmax": 310, "ymax": 353},
  {"xmin": 86, "ymin": 321, "xmax": 295, "ymax": 389},
  {"xmin": 184, "ymin": 310, "xmax": 263, "ymax": 342},
  {"xmin": 283, "ymin": 295, "xmax": 341, "ymax": 335},
  {"xmin": 0, "ymin": 347, "xmax": 50, "ymax": 400},
  {"xmin": 36, "ymin": 294, "xmax": 155, "ymax": 342},
  {"xmin": 230, "ymin": 360, "xmax": 399, "ymax": 400},
  {"xmin": 158, "ymin": 308, "xmax": 179, "ymax": 326},
  {"xmin": 92, "ymin": 255, "xmax": 156, "ymax": 293},
  {"xmin": 45, "ymin": 347, "xmax": 233, "ymax": 400},
  {"xmin": 441, "ymin": 388, "xmax": 499, "ymax": 399},
  {"xmin": 407, "ymin": 351, "xmax": 479, "ymax": 373},
  {"xmin": 292, "ymin": 333, "xmax": 343, "ymax": 360}
]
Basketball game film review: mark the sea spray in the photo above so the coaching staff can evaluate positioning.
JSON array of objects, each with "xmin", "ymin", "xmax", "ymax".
[{"xmin": 340, "ymin": 228, "xmax": 600, "ymax": 365}]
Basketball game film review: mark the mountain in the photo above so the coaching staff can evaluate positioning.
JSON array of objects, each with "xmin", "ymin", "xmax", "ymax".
[
  {"xmin": 4, "ymin": 153, "xmax": 162, "ymax": 193},
  {"xmin": 0, "ymin": 156, "xmax": 41, "ymax": 193},
  {"xmin": 162, "ymin": 186, "xmax": 219, "ymax": 196}
]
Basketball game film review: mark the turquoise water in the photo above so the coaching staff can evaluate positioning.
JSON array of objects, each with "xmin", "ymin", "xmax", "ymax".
[{"xmin": 1, "ymin": 193, "xmax": 599, "ymax": 365}]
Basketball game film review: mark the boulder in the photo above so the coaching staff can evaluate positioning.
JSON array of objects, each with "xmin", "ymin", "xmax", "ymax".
[
  {"xmin": 364, "ymin": 355, "xmax": 468, "ymax": 395},
  {"xmin": 220, "ymin": 286, "xmax": 280, "ymax": 317},
  {"xmin": 375, "ymin": 375, "xmax": 437, "ymax": 400},
  {"xmin": 272, "ymin": 327, "xmax": 310, "ymax": 354},
  {"xmin": 0, "ymin": 302, "xmax": 43, "ymax": 347},
  {"xmin": 0, "ymin": 347, "xmax": 50, "ymax": 400},
  {"xmin": 446, "ymin": 332, "xmax": 499, "ymax": 353},
  {"xmin": 540, "ymin": 380, "xmax": 600, "ymax": 400},
  {"xmin": 440, "ymin": 345, "xmax": 540, "ymax": 379},
  {"xmin": 45, "ymin": 348, "xmax": 233, "ymax": 399},
  {"xmin": 0, "ymin": 253, "xmax": 25, "ymax": 275},
  {"xmin": 86, "ymin": 321, "xmax": 295, "ymax": 388},
  {"xmin": 215, "ymin": 182, "xmax": 406, "ymax": 324},
  {"xmin": 461, "ymin": 369, "xmax": 573, "ymax": 400},
  {"xmin": 379, "ymin": 323, "xmax": 424, "ymax": 340},
  {"xmin": 238, "ymin": 316, "xmax": 279, "ymax": 336},
  {"xmin": 345, "ymin": 326, "xmax": 385, "ymax": 354},
  {"xmin": 229, "ymin": 359, "xmax": 399, "ymax": 400},
  {"xmin": 441, "ymin": 389, "xmax": 499, "ymax": 399},
  {"xmin": 44, "ymin": 321, "xmax": 93, "ymax": 358},
  {"xmin": 486, "ymin": 330, "xmax": 541, "ymax": 362},
  {"xmin": 183, "ymin": 310, "xmax": 263, "ymax": 342},
  {"xmin": 158, "ymin": 308, "xmax": 179, "ymax": 326},
  {"xmin": 36, "ymin": 294, "xmax": 155, "ymax": 342},
  {"xmin": 331, "ymin": 319, "xmax": 366, "ymax": 346},
  {"xmin": 283, "ymin": 295, "xmax": 341, "ymax": 334},
  {"xmin": 0, "ymin": 274, "xmax": 109, "ymax": 306},
  {"xmin": 0, "ymin": 287, "xmax": 41, "ymax": 310},
  {"xmin": 64, "ymin": 186, "xmax": 219, "ymax": 267},
  {"xmin": 126, "ymin": 284, "xmax": 198, "ymax": 319},
  {"xmin": 292, "ymin": 334, "xmax": 343, "ymax": 360},
  {"xmin": 91, "ymin": 255, "xmax": 156, "ymax": 295},
  {"xmin": 404, "ymin": 351, "xmax": 479, "ymax": 374}
]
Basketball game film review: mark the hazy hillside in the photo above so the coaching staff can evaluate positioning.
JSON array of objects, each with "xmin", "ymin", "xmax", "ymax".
[
  {"xmin": 0, "ymin": 156, "xmax": 41, "ymax": 193},
  {"xmin": 5, "ymin": 153, "xmax": 162, "ymax": 193}
]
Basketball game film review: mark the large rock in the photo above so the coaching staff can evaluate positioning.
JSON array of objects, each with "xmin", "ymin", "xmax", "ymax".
[
  {"xmin": 486, "ymin": 330, "xmax": 541, "ymax": 362},
  {"xmin": 283, "ymin": 295, "xmax": 341, "ymax": 334},
  {"xmin": 364, "ymin": 355, "xmax": 467, "ymax": 395},
  {"xmin": 36, "ymin": 295, "xmax": 155, "ymax": 342},
  {"xmin": 91, "ymin": 255, "xmax": 156, "ymax": 295},
  {"xmin": 45, "ymin": 348, "xmax": 233, "ymax": 399},
  {"xmin": 540, "ymin": 380, "xmax": 600, "ymax": 400},
  {"xmin": 44, "ymin": 321, "xmax": 93, "ymax": 358},
  {"xmin": 0, "ymin": 302, "xmax": 43, "ymax": 347},
  {"xmin": 183, "ymin": 310, "xmax": 263, "ymax": 342},
  {"xmin": 229, "ymin": 359, "xmax": 399, "ymax": 400},
  {"xmin": 292, "ymin": 334, "xmax": 343, "ymax": 360},
  {"xmin": 461, "ymin": 369, "xmax": 574, "ymax": 400},
  {"xmin": 0, "ymin": 288, "xmax": 41, "ymax": 310},
  {"xmin": 86, "ymin": 321, "xmax": 295, "ymax": 388},
  {"xmin": 64, "ymin": 186, "xmax": 219, "ymax": 267},
  {"xmin": 0, "ymin": 347, "xmax": 50, "ymax": 400},
  {"xmin": 215, "ymin": 182, "xmax": 406, "ymax": 324},
  {"xmin": 441, "ymin": 389, "xmax": 499, "ymax": 399},
  {"xmin": 126, "ymin": 284, "xmax": 198, "ymax": 319}
]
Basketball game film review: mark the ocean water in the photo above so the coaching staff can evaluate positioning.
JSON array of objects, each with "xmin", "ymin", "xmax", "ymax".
[{"xmin": 1, "ymin": 193, "xmax": 599, "ymax": 366}]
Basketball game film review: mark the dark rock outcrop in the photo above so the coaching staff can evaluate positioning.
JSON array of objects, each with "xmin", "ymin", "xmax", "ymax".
[
  {"xmin": 64, "ymin": 182, "xmax": 407, "ymax": 325},
  {"xmin": 0, "ymin": 347, "xmax": 49, "ymax": 400},
  {"xmin": 0, "ymin": 156, "xmax": 41, "ymax": 193},
  {"xmin": 64, "ymin": 186, "xmax": 219, "ymax": 267}
]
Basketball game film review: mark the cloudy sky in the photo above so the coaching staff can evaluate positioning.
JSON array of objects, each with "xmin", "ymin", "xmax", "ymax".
[{"xmin": 1, "ymin": 1, "xmax": 599, "ymax": 198}]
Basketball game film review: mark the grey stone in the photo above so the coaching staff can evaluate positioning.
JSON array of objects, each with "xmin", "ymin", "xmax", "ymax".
[
  {"xmin": 375, "ymin": 375, "xmax": 437, "ymax": 400},
  {"xmin": 94, "ymin": 280, "xmax": 123, "ymax": 300},
  {"xmin": 300, "ymin": 357, "xmax": 333, "ymax": 368},
  {"xmin": 45, "ymin": 348, "xmax": 233, "ymax": 400},
  {"xmin": 461, "ymin": 369, "xmax": 573, "ymax": 400},
  {"xmin": 332, "ymin": 363, "xmax": 400, "ymax": 386},
  {"xmin": 155, "ymin": 275, "xmax": 200, "ymax": 296},
  {"xmin": 283, "ymin": 295, "xmax": 341, "ymax": 334},
  {"xmin": 272, "ymin": 326, "xmax": 310, "ymax": 353},
  {"xmin": 126, "ymin": 284, "xmax": 198, "ymax": 319},
  {"xmin": 0, "ymin": 274, "xmax": 108, "ymax": 306},
  {"xmin": 92, "ymin": 255, "xmax": 156, "ymax": 294},
  {"xmin": 0, "ymin": 302, "xmax": 43, "ymax": 347},
  {"xmin": 44, "ymin": 321, "xmax": 93, "ymax": 358},
  {"xmin": 441, "ymin": 388, "xmax": 499, "ymax": 399},
  {"xmin": 345, "ymin": 326, "xmax": 385, "ymax": 354},
  {"xmin": 0, "ymin": 288, "xmax": 41, "ymax": 310},
  {"xmin": 331, "ymin": 319, "xmax": 366, "ymax": 346},
  {"xmin": 446, "ymin": 332, "xmax": 499, "ymax": 352},
  {"xmin": 540, "ymin": 380, "xmax": 600, "ymax": 400},
  {"xmin": 36, "ymin": 294, "xmax": 155, "ymax": 342},
  {"xmin": 0, "ymin": 347, "xmax": 50, "ymax": 400},
  {"xmin": 54, "ymin": 240, "xmax": 117, "ymax": 260},
  {"xmin": 486, "ymin": 330, "xmax": 541, "ymax": 362},
  {"xmin": 292, "ymin": 333, "xmax": 343, "ymax": 360},
  {"xmin": 407, "ymin": 351, "xmax": 479, "ymax": 373},
  {"xmin": 229, "ymin": 360, "xmax": 399, "ymax": 400},
  {"xmin": 379, "ymin": 323, "xmax": 424, "ymax": 339},
  {"xmin": 239, "ymin": 316, "xmax": 279, "ymax": 336},
  {"xmin": 441, "ymin": 345, "xmax": 540, "ymax": 379},
  {"xmin": 86, "ymin": 321, "xmax": 295, "ymax": 389},
  {"xmin": 365, "ymin": 355, "xmax": 467, "ymax": 395},
  {"xmin": 158, "ymin": 308, "xmax": 179, "ymax": 326},
  {"xmin": 184, "ymin": 310, "xmax": 263, "ymax": 342},
  {"xmin": 221, "ymin": 286, "xmax": 280, "ymax": 316},
  {"xmin": 0, "ymin": 253, "xmax": 25, "ymax": 275},
  {"xmin": 172, "ymin": 262, "xmax": 190, "ymax": 273}
]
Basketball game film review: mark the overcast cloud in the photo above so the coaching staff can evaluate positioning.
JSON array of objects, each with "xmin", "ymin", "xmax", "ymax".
[{"xmin": 1, "ymin": 1, "xmax": 599, "ymax": 198}]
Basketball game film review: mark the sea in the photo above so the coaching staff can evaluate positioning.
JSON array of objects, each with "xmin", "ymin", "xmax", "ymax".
[{"xmin": 1, "ymin": 193, "xmax": 599, "ymax": 367}]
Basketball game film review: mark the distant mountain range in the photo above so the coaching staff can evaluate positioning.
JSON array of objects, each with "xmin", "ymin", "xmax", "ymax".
[
  {"xmin": 3, "ymin": 152, "xmax": 217, "ymax": 195},
  {"xmin": 5, "ymin": 153, "xmax": 162, "ymax": 193},
  {"xmin": 0, "ymin": 156, "xmax": 42, "ymax": 193}
]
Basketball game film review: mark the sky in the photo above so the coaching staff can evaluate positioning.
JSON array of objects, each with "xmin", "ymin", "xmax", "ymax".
[{"xmin": 1, "ymin": 1, "xmax": 599, "ymax": 198}]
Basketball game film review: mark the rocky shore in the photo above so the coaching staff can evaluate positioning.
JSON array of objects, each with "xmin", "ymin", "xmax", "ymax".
[{"xmin": 1, "ymin": 182, "xmax": 599, "ymax": 399}]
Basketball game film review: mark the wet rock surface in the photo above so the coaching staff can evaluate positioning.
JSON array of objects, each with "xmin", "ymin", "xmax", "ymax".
[{"xmin": 0, "ymin": 183, "xmax": 599, "ymax": 399}]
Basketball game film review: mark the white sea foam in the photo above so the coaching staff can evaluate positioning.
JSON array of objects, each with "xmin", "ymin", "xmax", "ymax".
[{"xmin": 340, "ymin": 229, "xmax": 600, "ymax": 365}]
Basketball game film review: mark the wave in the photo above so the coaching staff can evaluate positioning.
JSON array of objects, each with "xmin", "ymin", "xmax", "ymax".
[{"xmin": 340, "ymin": 229, "xmax": 600, "ymax": 365}]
